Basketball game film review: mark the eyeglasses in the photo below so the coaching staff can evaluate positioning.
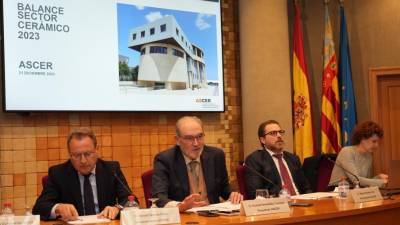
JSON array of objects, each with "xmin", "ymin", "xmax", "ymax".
[
  {"xmin": 70, "ymin": 151, "xmax": 95, "ymax": 160},
  {"xmin": 180, "ymin": 133, "xmax": 205, "ymax": 143},
  {"xmin": 264, "ymin": 130, "xmax": 285, "ymax": 137}
]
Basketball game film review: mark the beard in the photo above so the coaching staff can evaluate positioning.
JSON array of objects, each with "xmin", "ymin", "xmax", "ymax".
[{"xmin": 265, "ymin": 140, "xmax": 284, "ymax": 152}]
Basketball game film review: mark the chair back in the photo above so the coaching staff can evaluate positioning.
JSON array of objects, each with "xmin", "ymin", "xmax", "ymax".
[
  {"xmin": 303, "ymin": 154, "xmax": 337, "ymax": 192},
  {"xmin": 141, "ymin": 169, "xmax": 153, "ymax": 208},
  {"xmin": 236, "ymin": 165, "xmax": 249, "ymax": 200},
  {"xmin": 41, "ymin": 175, "xmax": 48, "ymax": 189},
  {"xmin": 316, "ymin": 154, "xmax": 337, "ymax": 192}
]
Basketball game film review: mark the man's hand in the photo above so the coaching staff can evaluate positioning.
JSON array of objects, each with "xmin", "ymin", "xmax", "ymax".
[
  {"xmin": 229, "ymin": 192, "xmax": 243, "ymax": 204},
  {"xmin": 178, "ymin": 194, "xmax": 207, "ymax": 212},
  {"xmin": 98, "ymin": 206, "xmax": 120, "ymax": 220},
  {"xmin": 55, "ymin": 203, "xmax": 79, "ymax": 221}
]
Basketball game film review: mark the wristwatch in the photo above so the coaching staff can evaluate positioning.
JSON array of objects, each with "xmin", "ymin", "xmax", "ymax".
[{"xmin": 115, "ymin": 204, "xmax": 124, "ymax": 210}]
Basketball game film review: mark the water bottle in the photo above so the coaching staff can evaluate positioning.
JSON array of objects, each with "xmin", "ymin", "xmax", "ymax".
[
  {"xmin": 1, "ymin": 202, "xmax": 14, "ymax": 222},
  {"xmin": 123, "ymin": 195, "xmax": 139, "ymax": 211},
  {"xmin": 338, "ymin": 177, "xmax": 350, "ymax": 199},
  {"xmin": 1, "ymin": 202, "xmax": 14, "ymax": 216},
  {"xmin": 279, "ymin": 184, "xmax": 291, "ymax": 200}
]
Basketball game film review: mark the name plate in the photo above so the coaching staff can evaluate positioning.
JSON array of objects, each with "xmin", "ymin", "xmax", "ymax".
[
  {"xmin": 121, "ymin": 207, "xmax": 180, "ymax": 225},
  {"xmin": 0, "ymin": 215, "xmax": 40, "ymax": 225},
  {"xmin": 240, "ymin": 198, "xmax": 290, "ymax": 216},
  {"xmin": 348, "ymin": 186, "xmax": 383, "ymax": 203}
]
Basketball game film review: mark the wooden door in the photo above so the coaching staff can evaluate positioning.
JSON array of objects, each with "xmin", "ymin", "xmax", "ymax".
[{"xmin": 369, "ymin": 67, "xmax": 400, "ymax": 174}]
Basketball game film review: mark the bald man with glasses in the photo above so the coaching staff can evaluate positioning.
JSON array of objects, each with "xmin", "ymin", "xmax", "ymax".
[
  {"xmin": 244, "ymin": 120, "xmax": 312, "ymax": 199},
  {"xmin": 152, "ymin": 116, "xmax": 242, "ymax": 212}
]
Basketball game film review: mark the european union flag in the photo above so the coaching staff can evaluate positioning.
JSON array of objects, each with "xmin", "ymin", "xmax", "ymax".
[{"xmin": 339, "ymin": 4, "xmax": 357, "ymax": 146}]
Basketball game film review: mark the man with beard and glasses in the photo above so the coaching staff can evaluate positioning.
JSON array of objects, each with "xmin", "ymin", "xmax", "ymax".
[
  {"xmin": 244, "ymin": 120, "xmax": 312, "ymax": 199},
  {"xmin": 152, "ymin": 116, "xmax": 242, "ymax": 212}
]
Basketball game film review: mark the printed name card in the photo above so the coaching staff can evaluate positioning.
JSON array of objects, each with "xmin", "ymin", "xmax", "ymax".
[
  {"xmin": 348, "ymin": 186, "xmax": 383, "ymax": 203},
  {"xmin": 0, "ymin": 215, "xmax": 40, "ymax": 225},
  {"xmin": 121, "ymin": 207, "xmax": 180, "ymax": 225},
  {"xmin": 240, "ymin": 198, "xmax": 290, "ymax": 216}
]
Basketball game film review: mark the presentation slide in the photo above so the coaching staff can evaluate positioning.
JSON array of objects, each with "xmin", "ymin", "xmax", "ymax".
[{"xmin": 2, "ymin": 0, "xmax": 224, "ymax": 111}]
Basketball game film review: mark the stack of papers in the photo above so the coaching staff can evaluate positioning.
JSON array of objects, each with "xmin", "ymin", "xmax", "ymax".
[
  {"xmin": 67, "ymin": 215, "xmax": 110, "ymax": 224},
  {"xmin": 187, "ymin": 201, "xmax": 241, "ymax": 215},
  {"xmin": 290, "ymin": 192, "xmax": 338, "ymax": 200}
]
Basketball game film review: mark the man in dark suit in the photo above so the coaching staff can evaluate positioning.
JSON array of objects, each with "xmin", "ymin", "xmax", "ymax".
[
  {"xmin": 245, "ymin": 120, "xmax": 312, "ymax": 199},
  {"xmin": 152, "ymin": 116, "xmax": 242, "ymax": 212},
  {"xmin": 32, "ymin": 127, "xmax": 135, "ymax": 221}
]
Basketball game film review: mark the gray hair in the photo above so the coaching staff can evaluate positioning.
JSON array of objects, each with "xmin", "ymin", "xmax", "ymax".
[{"xmin": 175, "ymin": 116, "xmax": 204, "ymax": 136}]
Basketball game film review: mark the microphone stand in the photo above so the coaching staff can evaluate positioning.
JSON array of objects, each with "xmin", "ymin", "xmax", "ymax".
[
  {"xmin": 243, "ymin": 163, "xmax": 281, "ymax": 196},
  {"xmin": 324, "ymin": 155, "xmax": 360, "ymax": 189}
]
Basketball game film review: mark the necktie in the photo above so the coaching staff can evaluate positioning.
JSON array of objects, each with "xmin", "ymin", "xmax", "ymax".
[
  {"xmin": 273, "ymin": 154, "xmax": 296, "ymax": 196},
  {"xmin": 83, "ymin": 173, "xmax": 96, "ymax": 215},
  {"xmin": 189, "ymin": 160, "xmax": 200, "ymax": 193}
]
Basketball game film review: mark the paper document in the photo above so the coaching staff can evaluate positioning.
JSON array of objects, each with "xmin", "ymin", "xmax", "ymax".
[
  {"xmin": 187, "ymin": 201, "xmax": 241, "ymax": 213},
  {"xmin": 290, "ymin": 192, "xmax": 338, "ymax": 200},
  {"xmin": 67, "ymin": 215, "xmax": 110, "ymax": 224}
]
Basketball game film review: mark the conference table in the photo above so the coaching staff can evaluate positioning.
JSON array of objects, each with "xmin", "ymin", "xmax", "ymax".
[{"xmin": 41, "ymin": 195, "xmax": 400, "ymax": 225}]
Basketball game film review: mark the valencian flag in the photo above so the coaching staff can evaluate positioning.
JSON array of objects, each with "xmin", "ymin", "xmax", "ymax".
[
  {"xmin": 292, "ymin": 1, "xmax": 315, "ymax": 162},
  {"xmin": 321, "ymin": 2, "xmax": 341, "ymax": 154},
  {"xmin": 339, "ymin": 2, "xmax": 357, "ymax": 146}
]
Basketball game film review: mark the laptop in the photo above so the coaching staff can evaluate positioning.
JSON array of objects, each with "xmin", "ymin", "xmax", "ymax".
[
  {"xmin": 384, "ymin": 160, "xmax": 400, "ymax": 188},
  {"xmin": 380, "ymin": 160, "xmax": 400, "ymax": 197}
]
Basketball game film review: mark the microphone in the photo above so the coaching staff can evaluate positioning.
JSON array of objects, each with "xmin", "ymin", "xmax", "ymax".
[
  {"xmin": 242, "ymin": 163, "xmax": 281, "ymax": 196},
  {"xmin": 111, "ymin": 169, "xmax": 133, "ymax": 195},
  {"xmin": 106, "ymin": 164, "xmax": 139, "ymax": 204},
  {"xmin": 323, "ymin": 155, "xmax": 360, "ymax": 188}
]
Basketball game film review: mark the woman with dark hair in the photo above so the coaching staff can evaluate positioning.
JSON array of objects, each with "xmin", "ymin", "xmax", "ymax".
[{"xmin": 329, "ymin": 121, "xmax": 388, "ymax": 187}]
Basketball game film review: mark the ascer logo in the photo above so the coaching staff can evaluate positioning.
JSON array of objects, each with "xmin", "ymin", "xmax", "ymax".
[{"xmin": 195, "ymin": 98, "xmax": 211, "ymax": 103}]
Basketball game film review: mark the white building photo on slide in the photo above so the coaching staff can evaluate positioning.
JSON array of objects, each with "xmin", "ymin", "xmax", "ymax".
[{"xmin": 128, "ymin": 15, "xmax": 207, "ymax": 90}]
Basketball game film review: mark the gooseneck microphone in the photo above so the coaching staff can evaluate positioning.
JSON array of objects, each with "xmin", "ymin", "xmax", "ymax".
[
  {"xmin": 323, "ymin": 155, "xmax": 360, "ymax": 188},
  {"xmin": 110, "ymin": 169, "xmax": 134, "ymax": 195},
  {"xmin": 243, "ymin": 163, "xmax": 281, "ymax": 195}
]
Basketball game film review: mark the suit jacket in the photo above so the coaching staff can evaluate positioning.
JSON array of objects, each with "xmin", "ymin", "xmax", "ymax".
[
  {"xmin": 152, "ymin": 145, "xmax": 232, "ymax": 207},
  {"xmin": 244, "ymin": 149, "xmax": 312, "ymax": 199},
  {"xmin": 32, "ymin": 159, "xmax": 132, "ymax": 220}
]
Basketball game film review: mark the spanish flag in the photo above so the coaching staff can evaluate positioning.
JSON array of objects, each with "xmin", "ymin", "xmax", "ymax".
[
  {"xmin": 292, "ymin": 2, "xmax": 315, "ymax": 162},
  {"xmin": 321, "ymin": 2, "xmax": 341, "ymax": 154}
]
